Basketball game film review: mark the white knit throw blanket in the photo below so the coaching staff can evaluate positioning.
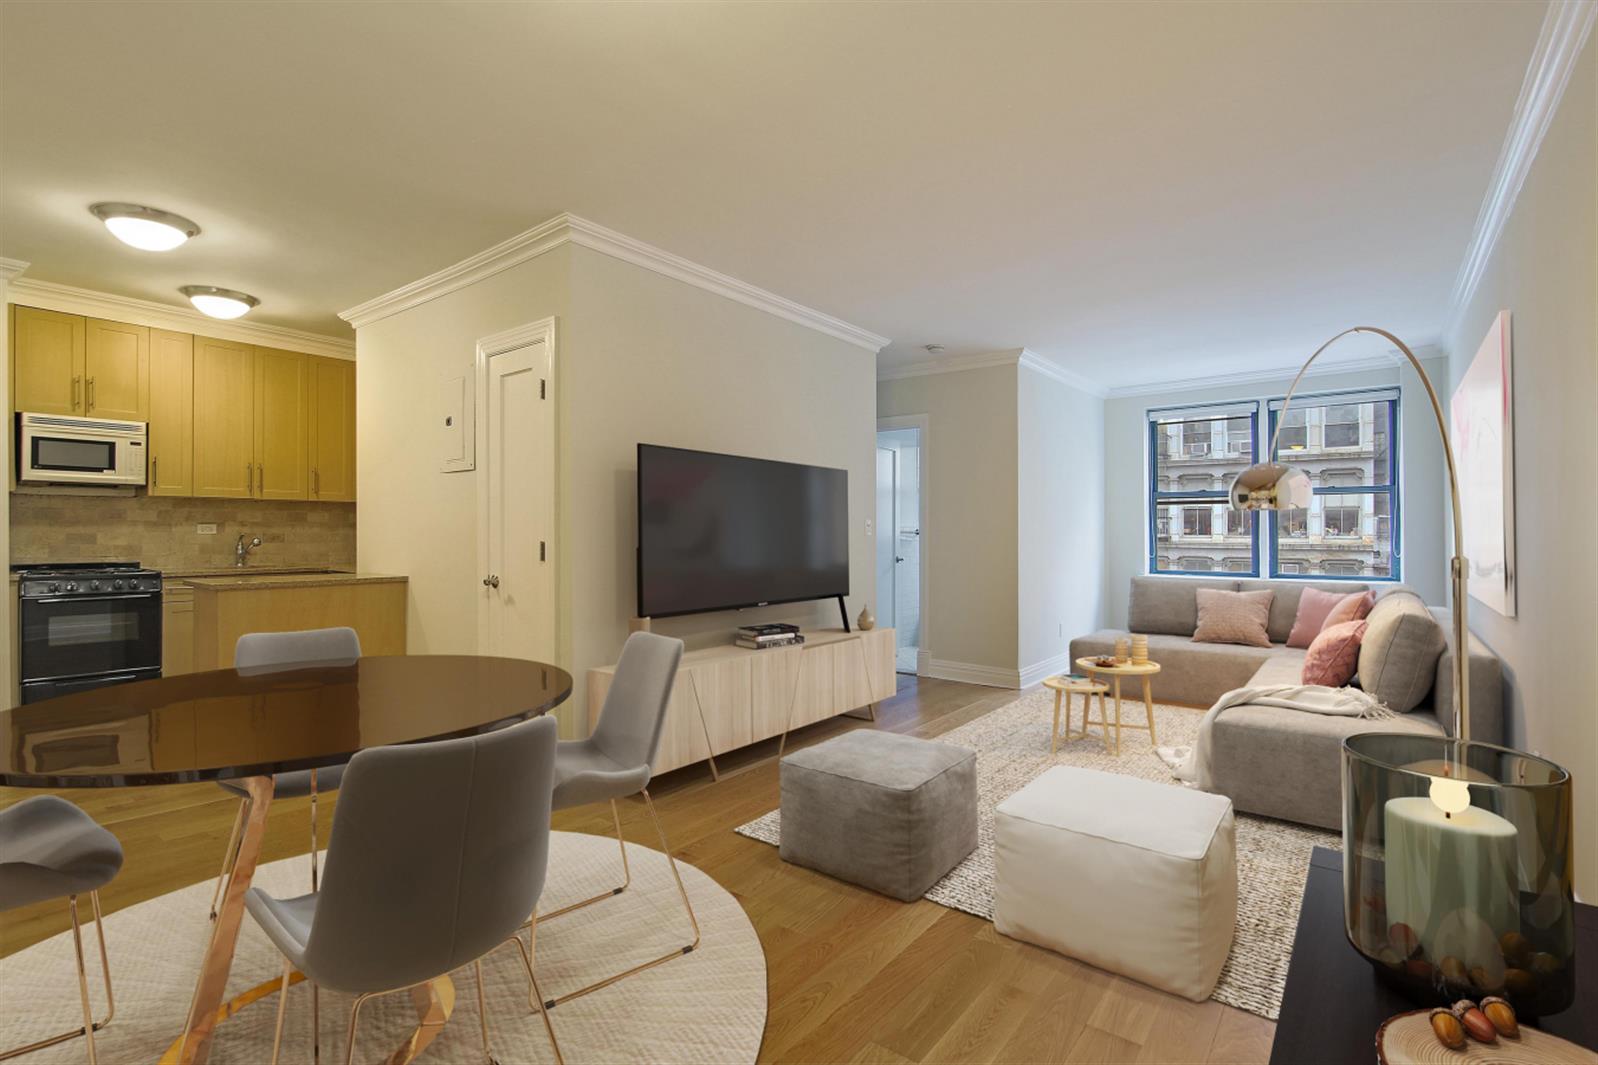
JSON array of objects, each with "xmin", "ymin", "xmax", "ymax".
[{"xmin": 1157, "ymin": 684, "xmax": 1397, "ymax": 790}]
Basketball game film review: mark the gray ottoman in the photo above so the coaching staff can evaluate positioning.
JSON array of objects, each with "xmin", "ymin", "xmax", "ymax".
[{"xmin": 779, "ymin": 730, "xmax": 977, "ymax": 901}]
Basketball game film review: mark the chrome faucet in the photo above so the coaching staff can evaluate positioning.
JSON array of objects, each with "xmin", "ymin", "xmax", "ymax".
[{"xmin": 235, "ymin": 534, "xmax": 263, "ymax": 567}]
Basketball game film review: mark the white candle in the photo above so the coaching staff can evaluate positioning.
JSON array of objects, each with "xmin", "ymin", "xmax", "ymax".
[{"xmin": 1384, "ymin": 794, "xmax": 1519, "ymax": 967}]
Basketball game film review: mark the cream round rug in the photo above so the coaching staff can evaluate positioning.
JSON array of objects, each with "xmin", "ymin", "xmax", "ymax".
[{"xmin": 1, "ymin": 831, "xmax": 766, "ymax": 1063}]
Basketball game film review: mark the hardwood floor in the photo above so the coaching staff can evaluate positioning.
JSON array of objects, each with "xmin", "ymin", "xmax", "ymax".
[{"xmin": 0, "ymin": 673, "xmax": 1275, "ymax": 1064}]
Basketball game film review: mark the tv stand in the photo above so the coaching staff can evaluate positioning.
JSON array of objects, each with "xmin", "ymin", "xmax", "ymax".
[{"xmin": 586, "ymin": 626, "xmax": 896, "ymax": 778}]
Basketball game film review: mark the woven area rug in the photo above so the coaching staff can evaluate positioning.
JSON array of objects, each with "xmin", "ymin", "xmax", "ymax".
[
  {"xmin": 1, "ymin": 831, "xmax": 765, "ymax": 1063},
  {"xmin": 736, "ymin": 688, "xmax": 1338, "ymax": 1020}
]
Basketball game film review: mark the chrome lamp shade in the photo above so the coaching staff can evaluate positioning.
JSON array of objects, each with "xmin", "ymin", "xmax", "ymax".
[{"xmin": 1226, "ymin": 463, "xmax": 1312, "ymax": 513}]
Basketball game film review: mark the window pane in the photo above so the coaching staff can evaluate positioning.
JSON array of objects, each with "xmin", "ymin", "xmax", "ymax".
[
  {"xmin": 1153, "ymin": 504, "xmax": 1253, "ymax": 573},
  {"xmin": 1273, "ymin": 492, "xmax": 1394, "ymax": 578},
  {"xmin": 1273, "ymin": 398, "xmax": 1392, "ymax": 484}
]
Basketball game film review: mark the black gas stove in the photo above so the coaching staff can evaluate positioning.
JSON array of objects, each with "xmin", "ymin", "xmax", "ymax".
[{"xmin": 13, "ymin": 562, "xmax": 164, "ymax": 703}]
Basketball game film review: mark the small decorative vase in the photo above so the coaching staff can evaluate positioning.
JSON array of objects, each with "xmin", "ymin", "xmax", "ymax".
[
  {"xmin": 857, "ymin": 605, "xmax": 875, "ymax": 631},
  {"xmin": 1114, "ymin": 637, "xmax": 1129, "ymax": 663},
  {"xmin": 1131, "ymin": 634, "xmax": 1149, "ymax": 664}
]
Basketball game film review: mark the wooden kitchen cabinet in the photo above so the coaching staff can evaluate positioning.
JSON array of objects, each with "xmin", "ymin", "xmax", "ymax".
[
  {"xmin": 11, "ymin": 305, "xmax": 86, "ymax": 415},
  {"xmin": 192, "ymin": 336, "xmax": 255, "ymax": 498},
  {"xmin": 162, "ymin": 584, "xmax": 195, "ymax": 676},
  {"xmin": 253, "ymin": 347, "xmax": 310, "ymax": 500},
  {"xmin": 147, "ymin": 329, "xmax": 194, "ymax": 495},
  {"xmin": 82, "ymin": 318, "xmax": 149, "ymax": 420},
  {"xmin": 309, "ymin": 355, "xmax": 355, "ymax": 501}
]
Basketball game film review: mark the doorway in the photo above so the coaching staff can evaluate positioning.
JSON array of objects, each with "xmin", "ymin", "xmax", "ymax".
[{"xmin": 875, "ymin": 423, "xmax": 923, "ymax": 674}]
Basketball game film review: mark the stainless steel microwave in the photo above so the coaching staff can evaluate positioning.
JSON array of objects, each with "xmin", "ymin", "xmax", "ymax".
[{"xmin": 17, "ymin": 412, "xmax": 148, "ymax": 486}]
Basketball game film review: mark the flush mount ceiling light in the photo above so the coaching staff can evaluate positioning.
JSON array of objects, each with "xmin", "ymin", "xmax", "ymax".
[
  {"xmin": 180, "ymin": 285, "xmax": 259, "ymax": 319},
  {"xmin": 89, "ymin": 202, "xmax": 201, "ymax": 251}
]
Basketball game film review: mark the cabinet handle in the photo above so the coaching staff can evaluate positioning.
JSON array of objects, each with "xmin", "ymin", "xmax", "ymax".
[
  {"xmin": 258, "ymin": 463, "xmax": 263, "ymax": 495},
  {"xmin": 87, "ymin": 376, "xmax": 95, "ymax": 411},
  {"xmin": 72, "ymin": 376, "xmax": 81, "ymax": 410},
  {"xmin": 246, "ymin": 463, "xmax": 253, "ymax": 494},
  {"xmin": 312, "ymin": 467, "xmax": 319, "ymax": 496},
  {"xmin": 152, "ymin": 456, "xmax": 158, "ymax": 487}
]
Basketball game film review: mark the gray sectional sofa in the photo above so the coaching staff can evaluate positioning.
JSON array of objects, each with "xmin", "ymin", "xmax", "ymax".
[{"xmin": 1069, "ymin": 576, "xmax": 1503, "ymax": 830}]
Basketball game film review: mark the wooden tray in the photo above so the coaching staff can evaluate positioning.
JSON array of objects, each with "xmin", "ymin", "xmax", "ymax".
[{"xmin": 1376, "ymin": 1009, "xmax": 1598, "ymax": 1064}]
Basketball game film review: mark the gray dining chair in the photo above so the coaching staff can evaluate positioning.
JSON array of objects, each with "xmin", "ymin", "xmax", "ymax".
[
  {"xmin": 0, "ymin": 796, "xmax": 122, "ymax": 1064},
  {"xmin": 246, "ymin": 714, "xmax": 564, "ymax": 1065},
  {"xmin": 535, "ymin": 630, "xmax": 698, "ymax": 1010},
  {"xmin": 209, "ymin": 626, "xmax": 362, "ymax": 919}
]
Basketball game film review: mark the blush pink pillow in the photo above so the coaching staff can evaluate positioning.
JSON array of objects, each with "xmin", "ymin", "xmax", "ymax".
[
  {"xmin": 1287, "ymin": 588, "xmax": 1370, "ymax": 648},
  {"xmin": 1323, "ymin": 590, "xmax": 1376, "ymax": 629},
  {"xmin": 1301, "ymin": 620, "xmax": 1368, "ymax": 687}
]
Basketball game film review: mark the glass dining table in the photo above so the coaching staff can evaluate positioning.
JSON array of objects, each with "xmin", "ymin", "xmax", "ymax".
[{"xmin": 0, "ymin": 654, "xmax": 572, "ymax": 1065}]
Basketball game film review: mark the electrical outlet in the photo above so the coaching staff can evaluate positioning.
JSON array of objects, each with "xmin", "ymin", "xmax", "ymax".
[
  {"xmin": 196, "ymin": 523, "xmax": 218, "ymax": 535},
  {"xmin": 865, "ymin": 519, "xmax": 874, "ymax": 536}
]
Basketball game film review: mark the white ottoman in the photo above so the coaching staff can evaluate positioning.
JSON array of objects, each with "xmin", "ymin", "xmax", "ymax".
[{"xmin": 993, "ymin": 766, "xmax": 1237, "ymax": 1001}]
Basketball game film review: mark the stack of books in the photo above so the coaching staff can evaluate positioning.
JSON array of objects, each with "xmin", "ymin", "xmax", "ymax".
[{"xmin": 735, "ymin": 623, "xmax": 805, "ymax": 650}]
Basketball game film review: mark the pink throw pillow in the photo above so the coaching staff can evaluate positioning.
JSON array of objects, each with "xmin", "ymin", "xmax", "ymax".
[
  {"xmin": 1302, "ymin": 620, "xmax": 1368, "ymax": 686},
  {"xmin": 1323, "ymin": 590, "xmax": 1376, "ymax": 629},
  {"xmin": 1287, "ymin": 588, "xmax": 1369, "ymax": 648},
  {"xmin": 1192, "ymin": 588, "xmax": 1274, "ymax": 648}
]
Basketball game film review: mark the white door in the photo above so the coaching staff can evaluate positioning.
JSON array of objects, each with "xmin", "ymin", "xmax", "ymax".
[
  {"xmin": 875, "ymin": 446, "xmax": 897, "ymax": 632},
  {"xmin": 479, "ymin": 333, "xmax": 556, "ymax": 662}
]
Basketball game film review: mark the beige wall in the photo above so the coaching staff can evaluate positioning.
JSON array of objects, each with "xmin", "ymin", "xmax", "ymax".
[
  {"xmin": 1100, "ymin": 358, "xmax": 1451, "ymax": 628},
  {"xmin": 10, "ymin": 494, "xmax": 354, "ymax": 574},
  {"xmin": 878, "ymin": 365, "xmax": 1019, "ymax": 680},
  {"xmin": 1017, "ymin": 363, "xmax": 1104, "ymax": 679},
  {"xmin": 356, "ymin": 243, "xmax": 878, "ymax": 733},
  {"xmin": 1, "ymin": 274, "xmax": 9, "ymax": 701},
  {"xmin": 1444, "ymin": 39, "xmax": 1595, "ymax": 896}
]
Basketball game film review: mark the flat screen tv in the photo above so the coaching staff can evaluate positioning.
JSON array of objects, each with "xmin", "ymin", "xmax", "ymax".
[{"xmin": 637, "ymin": 444, "xmax": 849, "ymax": 620}]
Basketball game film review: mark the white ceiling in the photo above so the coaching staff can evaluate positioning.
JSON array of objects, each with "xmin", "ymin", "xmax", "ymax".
[{"xmin": 0, "ymin": 1, "xmax": 1544, "ymax": 388}]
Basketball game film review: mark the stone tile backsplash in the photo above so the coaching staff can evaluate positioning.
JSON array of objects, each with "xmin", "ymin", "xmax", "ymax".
[{"xmin": 11, "ymin": 493, "xmax": 356, "ymax": 574}]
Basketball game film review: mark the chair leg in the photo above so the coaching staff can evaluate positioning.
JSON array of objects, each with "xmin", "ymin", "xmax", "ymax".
[
  {"xmin": 543, "ymin": 788, "xmax": 700, "ymax": 1009},
  {"xmin": 507, "ymin": 924, "xmax": 564, "ymax": 1065},
  {"xmin": 209, "ymin": 796, "xmax": 248, "ymax": 920},
  {"xmin": 269, "ymin": 958, "xmax": 292, "ymax": 1065},
  {"xmin": 0, "ymin": 893, "xmax": 114, "ymax": 1064},
  {"xmin": 539, "ymin": 799, "xmax": 630, "ymax": 920},
  {"xmin": 68, "ymin": 896, "xmax": 97, "ymax": 1065},
  {"xmin": 308, "ymin": 770, "xmax": 322, "ymax": 1065},
  {"xmin": 342, "ymin": 993, "xmax": 371, "ymax": 1065},
  {"xmin": 473, "ymin": 959, "xmax": 497, "ymax": 1065}
]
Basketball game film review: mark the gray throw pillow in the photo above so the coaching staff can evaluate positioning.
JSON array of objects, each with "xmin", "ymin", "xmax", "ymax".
[{"xmin": 1357, "ymin": 591, "xmax": 1445, "ymax": 713}]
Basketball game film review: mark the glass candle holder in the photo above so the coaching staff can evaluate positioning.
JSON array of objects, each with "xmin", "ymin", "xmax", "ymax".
[{"xmin": 1342, "ymin": 733, "xmax": 1575, "ymax": 1017}]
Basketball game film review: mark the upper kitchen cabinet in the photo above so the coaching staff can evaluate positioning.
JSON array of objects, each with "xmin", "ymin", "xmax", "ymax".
[
  {"xmin": 11, "ymin": 305, "xmax": 86, "ymax": 415},
  {"xmin": 192, "ymin": 335, "xmax": 256, "ymax": 498},
  {"xmin": 309, "ymin": 356, "xmax": 355, "ymax": 501},
  {"xmin": 253, "ymin": 347, "xmax": 310, "ymax": 500},
  {"xmin": 82, "ymin": 317, "xmax": 150, "ymax": 420},
  {"xmin": 148, "ymin": 329, "xmax": 194, "ymax": 496}
]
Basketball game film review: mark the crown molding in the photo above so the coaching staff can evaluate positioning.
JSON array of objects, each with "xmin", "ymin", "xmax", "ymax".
[
  {"xmin": 1447, "ymin": 0, "xmax": 1597, "ymax": 334},
  {"xmin": 1016, "ymin": 349, "xmax": 1108, "ymax": 397},
  {"xmin": 339, "ymin": 212, "xmax": 890, "ymax": 352},
  {"xmin": 0, "ymin": 258, "xmax": 29, "ymax": 283},
  {"xmin": 5, "ymin": 278, "xmax": 356, "ymax": 359},
  {"xmin": 1103, "ymin": 347, "xmax": 1443, "ymax": 399},
  {"xmin": 877, "ymin": 347, "xmax": 1027, "ymax": 381}
]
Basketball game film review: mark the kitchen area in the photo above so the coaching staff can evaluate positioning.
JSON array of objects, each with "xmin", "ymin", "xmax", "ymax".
[{"xmin": 8, "ymin": 302, "xmax": 405, "ymax": 705}]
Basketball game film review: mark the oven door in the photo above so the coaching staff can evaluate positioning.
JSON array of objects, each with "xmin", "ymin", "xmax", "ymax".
[{"xmin": 18, "ymin": 592, "xmax": 163, "ymax": 683}]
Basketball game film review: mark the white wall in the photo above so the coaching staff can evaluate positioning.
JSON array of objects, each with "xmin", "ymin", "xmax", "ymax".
[
  {"xmin": 878, "ymin": 365, "xmax": 1019, "ymax": 681},
  {"xmin": 357, "ymin": 242, "xmax": 878, "ymax": 733},
  {"xmin": 1444, "ymin": 38, "xmax": 1595, "ymax": 896},
  {"xmin": 1100, "ymin": 358, "xmax": 1450, "ymax": 627},
  {"xmin": 1017, "ymin": 362, "xmax": 1104, "ymax": 683}
]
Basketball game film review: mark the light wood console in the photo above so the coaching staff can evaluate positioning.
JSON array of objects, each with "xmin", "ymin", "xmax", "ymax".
[{"xmin": 587, "ymin": 627, "xmax": 896, "ymax": 777}]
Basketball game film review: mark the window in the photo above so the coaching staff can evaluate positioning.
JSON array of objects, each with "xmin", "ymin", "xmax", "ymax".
[
  {"xmin": 1148, "ymin": 391, "xmax": 1400, "ymax": 582},
  {"xmin": 1267, "ymin": 391, "xmax": 1399, "ymax": 580},
  {"xmin": 1148, "ymin": 404, "xmax": 1258, "ymax": 575}
]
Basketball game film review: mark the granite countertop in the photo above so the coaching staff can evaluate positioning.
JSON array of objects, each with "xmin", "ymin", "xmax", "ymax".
[{"xmin": 179, "ymin": 572, "xmax": 407, "ymax": 590}]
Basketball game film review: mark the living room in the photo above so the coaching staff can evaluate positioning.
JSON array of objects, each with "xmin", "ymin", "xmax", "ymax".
[{"xmin": 0, "ymin": 2, "xmax": 1593, "ymax": 1064}]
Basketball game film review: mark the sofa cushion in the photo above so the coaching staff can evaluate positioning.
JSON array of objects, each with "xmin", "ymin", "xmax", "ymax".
[
  {"xmin": 1359, "ymin": 591, "xmax": 1446, "ymax": 713},
  {"xmin": 1284, "ymin": 587, "xmax": 1364, "ymax": 647},
  {"xmin": 1238, "ymin": 579, "xmax": 1368, "ymax": 644},
  {"xmin": 1323, "ymin": 590, "xmax": 1375, "ymax": 630},
  {"xmin": 1302, "ymin": 620, "xmax": 1367, "ymax": 686},
  {"xmin": 1070, "ymin": 631, "xmax": 1276, "ymax": 707},
  {"xmin": 1129, "ymin": 577, "xmax": 1238, "ymax": 636},
  {"xmin": 1193, "ymin": 588, "xmax": 1274, "ymax": 648}
]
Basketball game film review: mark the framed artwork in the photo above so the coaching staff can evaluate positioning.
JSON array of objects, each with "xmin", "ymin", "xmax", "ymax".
[
  {"xmin": 1449, "ymin": 310, "xmax": 1515, "ymax": 616},
  {"xmin": 439, "ymin": 371, "xmax": 475, "ymax": 472}
]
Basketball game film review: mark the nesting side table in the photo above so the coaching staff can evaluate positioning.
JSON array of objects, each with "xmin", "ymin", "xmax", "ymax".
[{"xmin": 1073, "ymin": 658, "xmax": 1162, "ymax": 755}]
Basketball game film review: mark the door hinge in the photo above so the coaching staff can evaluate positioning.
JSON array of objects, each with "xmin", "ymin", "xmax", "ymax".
[
  {"xmin": 540, "ymin": 378, "xmax": 546, "ymax": 400},
  {"xmin": 539, "ymin": 540, "xmax": 547, "ymax": 562}
]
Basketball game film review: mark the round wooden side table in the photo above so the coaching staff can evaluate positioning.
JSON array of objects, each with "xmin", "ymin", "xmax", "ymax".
[
  {"xmin": 1073, "ymin": 657, "xmax": 1162, "ymax": 756},
  {"xmin": 1040, "ymin": 674, "xmax": 1110, "ymax": 754}
]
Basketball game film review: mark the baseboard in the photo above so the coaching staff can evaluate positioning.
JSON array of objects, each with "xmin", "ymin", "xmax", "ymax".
[
  {"xmin": 1018, "ymin": 651, "xmax": 1076, "ymax": 689},
  {"xmin": 923, "ymin": 657, "xmax": 1020, "ymax": 688},
  {"xmin": 915, "ymin": 648, "xmax": 932, "ymax": 676}
]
